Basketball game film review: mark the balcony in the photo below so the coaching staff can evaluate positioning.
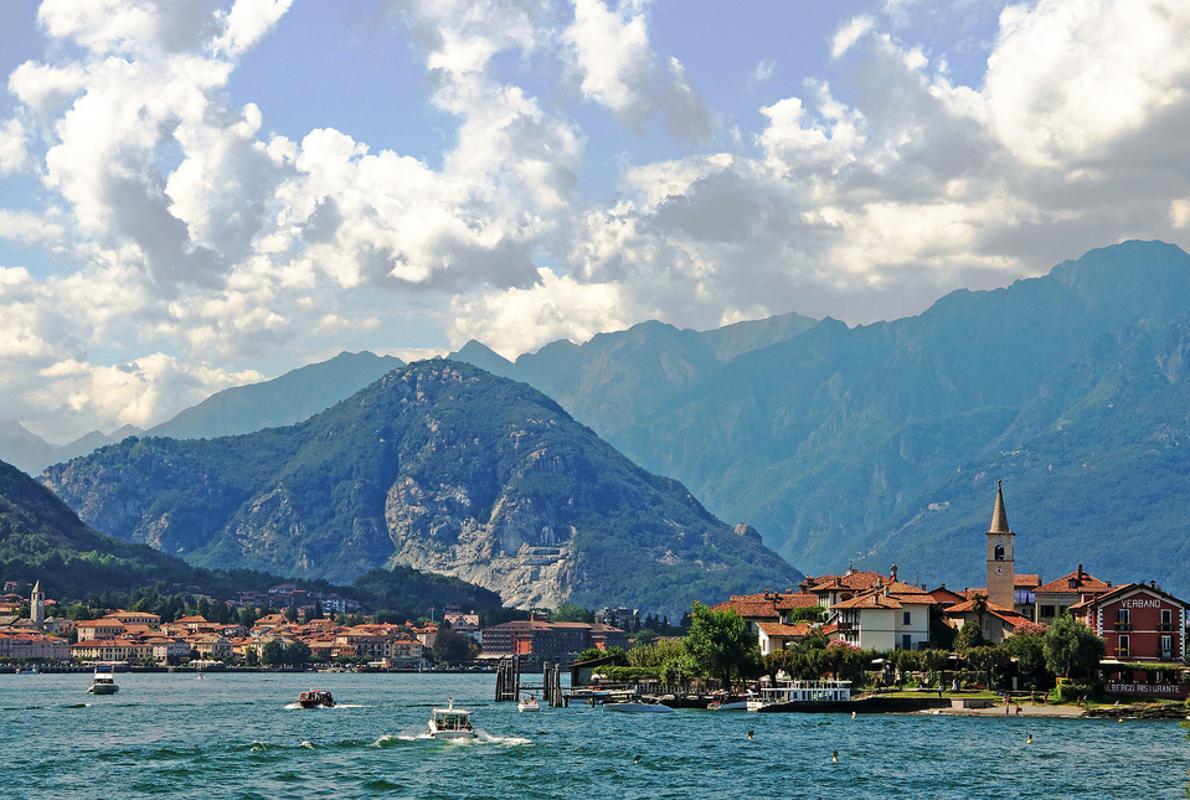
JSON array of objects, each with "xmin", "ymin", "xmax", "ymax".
[
  {"xmin": 1114, "ymin": 623, "xmax": 1132, "ymax": 632},
  {"xmin": 1156, "ymin": 623, "xmax": 1175, "ymax": 632},
  {"xmin": 1114, "ymin": 648, "xmax": 1130, "ymax": 658}
]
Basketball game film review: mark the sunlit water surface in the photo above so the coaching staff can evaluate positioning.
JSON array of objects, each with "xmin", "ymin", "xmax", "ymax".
[{"xmin": 1, "ymin": 672, "xmax": 1187, "ymax": 798}]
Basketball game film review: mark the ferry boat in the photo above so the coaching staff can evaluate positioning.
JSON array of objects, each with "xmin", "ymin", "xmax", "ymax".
[
  {"xmin": 517, "ymin": 695, "xmax": 540, "ymax": 712},
  {"xmin": 747, "ymin": 680, "xmax": 852, "ymax": 712},
  {"xmin": 428, "ymin": 698, "xmax": 476, "ymax": 739},
  {"xmin": 87, "ymin": 665, "xmax": 119, "ymax": 695},
  {"xmin": 297, "ymin": 690, "xmax": 335, "ymax": 708}
]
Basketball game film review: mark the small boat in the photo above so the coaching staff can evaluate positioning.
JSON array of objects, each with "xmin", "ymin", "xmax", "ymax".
[
  {"xmin": 604, "ymin": 701, "xmax": 673, "ymax": 713},
  {"xmin": 707, "ymin": 697, "xmax": 751, "ymax": 711},
  {"xmin": 517, "ymin": 695, "xmax": 540, "ymax": 712},
  {"xmin": 87, "ymin": 666, "xmax": 119, "ymax": 695},
  {"xmin": 297, "ymin": 690, "xmax": 335, "ymax": 708},
  {"xmin": 428, "ymin": 698, "xmax": 476, "ymax": 739}
]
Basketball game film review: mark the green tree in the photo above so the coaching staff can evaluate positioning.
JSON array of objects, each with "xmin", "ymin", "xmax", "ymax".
[
  {"xmin": 964, "ymin": 645, "xmax": 1010, "ymax": 688},
  {"xmin": 260, "ymin": 640, "xmax": 284, "ymax": 666},
  {"xmin": 432, "ymin": 626, "xmax": 476, "ymax": 665},
  {"xmin": 786, "ymin": 606, "xmax": 826, "ymax": 623},
  {"xmin": 284, "ymin": 605, "xmax": 299, "ymax": 623},
  {"xmin": 683, "ymin": 603, "xmax": 754, "ymax": 690},
  {"xmin": 552, "ymin": 603, "xmax": 594, "ymax": 623},
  {"xmin": 1004, "ymin": 633, "xmax": 1046, "ymax": 686},
  {"xmin": 954, "ymin": 621, "xmax": 987, "ymax": 652},
  {"xmin": 284, "ymin": 642, "xmax": 311, "ymax": 666},
  {"xmin": 1043, "ymin": 615, "xmax": 1104, "ymax": 679}
]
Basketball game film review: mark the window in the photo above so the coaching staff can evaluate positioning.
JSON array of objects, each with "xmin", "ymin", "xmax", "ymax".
[
  {"xmin": 1160, "ymin": 608, "xmax": 1173, "ymax": 630},
  {"xmin": 1117, "ymin": 608, "xmax": 1129, "ymax": 624},
  {"xmin": 901, "ymin": 634, "xmax": 912, "ymax": 650},
  {"xmin": 993, "ymin": 544, "xmax": 1005, "ymax": 561},
  {"xmin": 1040, "ymin": 605, "xmax": 1056, "ymax": 619},
  {"xmin": 902, "ymin": 611, "xmax": 911, "ymax": 626},
  {"xmin": 1118, "ymin": 634, "xmax": 1129, "ymax": 657},
  {"xmin": 1160, "ymin": 635, "xmax": 1172, "ymax": 658}
]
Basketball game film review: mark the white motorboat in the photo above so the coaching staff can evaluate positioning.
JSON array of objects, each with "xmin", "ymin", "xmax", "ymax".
[
  {"xmin": 604, "ymin": 701, "xmax": 673, "ymax": 713},
  {"xmin": 87, "ymin": 665, "xmax": 119, "ymax": 695},
  {"xmin": 428, "ymin": 698, "xmax": 477, "ymax": 739},
  {"xmin": 707, "ymin": 697, "xmax": 751, "ymax": 711},
  {"xmin": 517, "ymin": 695, "xmax": 540, "ymax": 712}
]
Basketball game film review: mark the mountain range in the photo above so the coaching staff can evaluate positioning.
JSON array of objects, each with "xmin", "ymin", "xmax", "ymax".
[{"xmin": 42, "ymin": 362, "xmax": 798, "ymax": 615}]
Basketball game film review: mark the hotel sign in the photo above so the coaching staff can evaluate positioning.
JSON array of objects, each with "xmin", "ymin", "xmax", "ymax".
[{"xmin": 1106, "ymin": 681, "xmax": 1187, "ymax": 699}]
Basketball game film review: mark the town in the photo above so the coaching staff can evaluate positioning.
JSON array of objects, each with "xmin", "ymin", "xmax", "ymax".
[{"xmin": 2, "ymin": 485, "xmax": 1186, "ymax": 709}]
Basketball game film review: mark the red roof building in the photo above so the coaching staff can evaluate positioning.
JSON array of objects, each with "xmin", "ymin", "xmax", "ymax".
[
  {"xmin": 1070, "ymin": 583, "xmax": 1187, "ymax": 663},
  {"xmin": 1033, "ymin": 565, "xmax": 1113, "ymax": 622}
]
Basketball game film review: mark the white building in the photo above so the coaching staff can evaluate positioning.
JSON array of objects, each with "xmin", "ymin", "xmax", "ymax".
[{"xmin": 829, "ymin": 582, "xmax": 934, "ymax": 651}]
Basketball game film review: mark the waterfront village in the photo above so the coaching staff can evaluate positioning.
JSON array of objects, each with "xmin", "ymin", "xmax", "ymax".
[{"xmin": 2, "ymin": 484, "xmax": 1187, "ymax": 712}]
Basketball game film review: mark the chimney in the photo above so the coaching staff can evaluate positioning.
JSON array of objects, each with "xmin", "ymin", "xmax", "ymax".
[
  {"xmin": 1077, "ymin": 564, "xmax": 1084, "ymax": 580},
  {"xmin": 890, "ymin": 564, "xmax": 898, "ymax": 581}
]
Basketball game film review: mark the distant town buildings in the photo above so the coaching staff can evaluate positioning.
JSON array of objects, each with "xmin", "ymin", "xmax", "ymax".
[{"xmin": 482, "ymin": 614, "xmax": 628, "ymax": 659}]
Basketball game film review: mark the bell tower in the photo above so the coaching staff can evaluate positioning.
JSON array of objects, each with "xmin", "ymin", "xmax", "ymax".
[
  {"xmin": 30, "ymin": 579, "xmax": 45, "ymax": 628},
  {"xmin": 985, "ymin": 481, "xmax": 1015, "ymax": 610}
]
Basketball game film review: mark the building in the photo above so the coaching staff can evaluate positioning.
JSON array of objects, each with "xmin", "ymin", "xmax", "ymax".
[
  {"xmin": 594, "ymin": 607, "xmax": 639, "ymax": 631},
  {"xmin": 984, "ymin": 481, "xmax": 1016, "ymax": 610},
  {"xmin": 711, "ymin": 592, "xmax": 819, "ymax": 629},
  {"xmin": 482, "ymin": 618, "xmax": 628, "ymax": 659},
  {"xmin": 1070, "ymin": 583, "xmax": 1187, "ymax": 663},
  {"xmin": 76, "ymin": 619, "xmax": 127, "ymax": 641},
  {"xmin": 442, "ymin": 610, "xmax": 482, "ymax": 643},
  {"xmin": 829, "ymin": 580, "xmax": 935, "ymax": 651},
  {"xmin": 29, "ymin": 580, "xmax": 44, "ymax": 628},
  {"xmin": 756, "ymin": 622, "xmax": 814, "ymax": 655},
  {"xmin": 0, "ymin": 631, "xmax": 70, "ymax": 660},
  {"xmin": 107, "ymin": 610, "xmax": 162, "ymax": 629},
  {"xmin": 803, "ymin": 571, "xmax": 888, "ymax": 608},
  {"xmin": 71, "ymin": 638, "xmax": 153, "ymax": 663},
  {"xmin": 944, "ymin": 597, "xmax": 1033, "ymax": 644},
  {"xmin": 1033, "ymin": 565, "xmax": 1113, "ymax": 622}
]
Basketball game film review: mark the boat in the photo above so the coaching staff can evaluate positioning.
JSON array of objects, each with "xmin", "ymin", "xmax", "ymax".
[
  {"xmin": 707, "ymin": 695, "xmax": 752, "ymax": 711},
  {"xmin": 428, "ymin": 698, "xmax": 476, "ymax": 739},
  {"xmin": 747, "ymin": 680, "xmax": 852, "ymax": 712},
  {"xmin": 87, "ymin": 665, "xmax": 119, "ymax": 695},
  {"xmin": 604, "ymin": 701, "xmax": 674, "ymax": 713},
  {"xmin": 297, "ymin": 690, "xmax": 335, "ymax": 708},
  {"xmin": 517, "ymin": 695, "xmax": 540, "ymax": 712}
]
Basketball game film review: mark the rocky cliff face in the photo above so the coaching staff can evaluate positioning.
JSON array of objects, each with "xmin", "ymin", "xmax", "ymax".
[{"xmin": 43, "ymin": 362, "xmax": 799, "ymax": 614}]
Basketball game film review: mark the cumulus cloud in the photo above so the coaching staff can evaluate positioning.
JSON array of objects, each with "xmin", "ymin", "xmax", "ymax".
[
  {"xmin": 564, "ymin": 0, "xmax": 708, "ymax": 137},
  {"xmin": 831, "ymin": 15, "xmax": 875, "ymax": 59}
]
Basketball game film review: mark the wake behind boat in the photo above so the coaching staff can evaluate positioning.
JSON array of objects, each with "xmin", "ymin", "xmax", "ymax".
[
  {"xmin": 428, "ymin": 698, "xmax": 476, "ymax": 739},
  {"xmin": 87, "ymin": 665, "xmax": 118, "ymax": 695}
]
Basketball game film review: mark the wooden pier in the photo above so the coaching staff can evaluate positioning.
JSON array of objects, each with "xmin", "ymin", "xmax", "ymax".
[{"xmin": 494, "ymin": 657, "xmax": 567, "ymax": 706}]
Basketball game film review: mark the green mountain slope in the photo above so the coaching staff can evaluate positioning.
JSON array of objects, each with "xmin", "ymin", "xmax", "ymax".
[
  {"xmin": 1, "ymin": 457, "xmax": 503, "ymax": 611},
  {"xmin": 42, "ymin": 362, "xmax": 798, "ymax": 615},
  {"xmin": 148, "ymin": 350, "xmax": 403, "ymax": 439}
]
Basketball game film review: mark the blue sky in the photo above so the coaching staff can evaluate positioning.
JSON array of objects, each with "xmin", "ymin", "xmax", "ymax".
[{"xmin": 0, "ymin": 0, "xmax": 1187, "ymax": 439}]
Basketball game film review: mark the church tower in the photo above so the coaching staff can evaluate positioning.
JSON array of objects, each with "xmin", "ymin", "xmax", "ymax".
[
  {"xmin": 30, "ymin": 580, "xmax": 45, "ymax": 628},
  {"xmin": 985, "ymin": 481, "xmax": 1015, "ymax": 610}
]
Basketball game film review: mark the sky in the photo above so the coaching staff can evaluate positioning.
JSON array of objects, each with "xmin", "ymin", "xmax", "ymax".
[{"xmin": 1, "ymin": 0, "xmax": 1189, "ymax": 441}]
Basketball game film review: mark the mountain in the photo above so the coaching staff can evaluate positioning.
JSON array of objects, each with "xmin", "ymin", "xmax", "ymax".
[
  {"xmin": 41, "ymin": 361, "xmax": 799, "ymax": 615},
  {"xmin": 698, "ymin": 310, "xmax": 818, "ymax": 362},
  {"xmin": 148, "ymin": 350, "xmax": 404, "ymax": 439},
  {"xmin": 0, "ymin": 455, "xmax": 501, "ymax": 612},
  {"xmin": 0, "ymin": 422, "xmax": 143, "ymax": 476},
  {"xmin": 460, "ymin": 240, "xmax": 1187, "ymax": 594}
]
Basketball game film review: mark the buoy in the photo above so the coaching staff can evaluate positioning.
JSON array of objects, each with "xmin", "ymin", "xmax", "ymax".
[
  {"xmin": 747, "ymin": 730, "xmax": 754, "ymax": 740},
  {"xmin": 1026, "ymin": 734, "xmax": 1033, "ymax": 745},
  {"xmin": 832, "ymin": 750, "xmax": 839, "ymax": 764}
]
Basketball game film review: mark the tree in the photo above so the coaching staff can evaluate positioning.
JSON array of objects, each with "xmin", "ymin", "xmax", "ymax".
[
  {"xmin": 1004, "ymin": 633, "xmax": 1046, "ymax": 686},
  {"xmin": 1043, "ymin": 615, "xmax": 1104, "ymax": 679},
  {"xmin": 964, "ymin": 645, "xmax": 1009, "ymax": 688},
  {"xmin": 284, "ymin": 642, "xmax": 311, "ymax": 667},
  {"xmin": 260, "ymin": 640, "xmax": 284, "ymax": 666},
  {"xmin": 955, "ymin": 621, "xmax": 987, "ymax": 652},
  {"xmin": 552, "ymin": 603, "xmax": 594, "ymax": 623},
  {"xmin": 284, "ymin": 605, "xmax": 299, "ymax": 623},
  {"xmin": 786, "ymin": 606, "xmax": 826, "ymax": 623},
  {"xmin": 432, "ymin": 626, "xmax": 476, "ymax": 665},
  {"xmin": 683, "ymin": 603, "xmax": 754, "ymax": 690}
]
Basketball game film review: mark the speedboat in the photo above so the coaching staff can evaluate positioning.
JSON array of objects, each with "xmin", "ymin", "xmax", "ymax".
[
  {"xmin": 517, "ymin": 695, "xmax": 540, "ymax": 712},
  {"xmin": 604, "ymin": 701, "xmax": 673, "ymax": 713},
  {"xmin": 87, "ymin": 665, "xmax": 119, "ymax": 695},
  {"xmin": 428, "ymin": 698, "xmax": 477, "ymax": 739},
  {"xmin": 297, "ymin": 690, "xmax": 335, "ymax": 708}
]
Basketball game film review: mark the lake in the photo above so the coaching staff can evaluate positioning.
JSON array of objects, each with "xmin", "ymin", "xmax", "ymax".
[{"xmin": 1, "ymin": 672, "xmax": 1187, "ymax": 798}]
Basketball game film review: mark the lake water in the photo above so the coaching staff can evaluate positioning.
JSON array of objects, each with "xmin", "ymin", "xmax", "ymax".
[{"xmin": 1, "ymin": 672, "xmax": 1187, "ymax": 799}]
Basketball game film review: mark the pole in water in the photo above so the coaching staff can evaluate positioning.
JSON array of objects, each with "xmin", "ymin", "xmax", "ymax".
[{"xmin": 832, "ymin": 751, "xmax": 839, "ymax": 764}]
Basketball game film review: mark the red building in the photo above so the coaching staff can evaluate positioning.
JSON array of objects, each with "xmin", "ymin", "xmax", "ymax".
[
  {"xmin": 1071, "ymin": 583, "xmax": 1188, "ymax": 699},
  {"xmin": 482, "ymin": 619, "xmax": 628, "ymax": 659}
]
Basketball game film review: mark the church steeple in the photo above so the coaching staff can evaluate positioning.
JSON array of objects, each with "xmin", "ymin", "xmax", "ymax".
[
  {"xmin": 989, "ymin": 480, "xmax": 1010, "ymax": 533},
  {"xmin": 30, "ymin": 579, "xmax": 45, "ymax": 628}
]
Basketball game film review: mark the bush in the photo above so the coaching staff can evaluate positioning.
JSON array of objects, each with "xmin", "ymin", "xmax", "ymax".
[
  {"xmin": 598, "ymin": 666, "xmax": 661, "ymax": 682},
  {"xmin": 1050, "ymin": 679, "xmax": 1100, "ymax": 704}
]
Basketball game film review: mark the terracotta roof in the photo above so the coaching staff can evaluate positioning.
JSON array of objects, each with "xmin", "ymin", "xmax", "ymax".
[
  {"xmin": 944, "ymin": 598, "xmax": 1031, "ymax": 627},
  {"xmin": 807, "ymin": 571, "xmax": 887, "ymax": 593},
  {"xmin": 930, "ymin": 586, "xmax": 966, "ymax": 605},
  {"xmin": 832, "ymin": 593, "xmax": 903, "ymax": 610},
  {"xmin": 1069, "ymin": 582, "xmax": 1188, "ymax": 611},
  {"xmin": 1015, "ymin": 574, "xmax": 1041, "ymax": 588},
  {"xmin": 1034, "ymin": 568, "xmax": 1112, "ymax": 595},
  {"xmin": 756, "ymin": 622, "xmax": 814, "ymax": 637}
]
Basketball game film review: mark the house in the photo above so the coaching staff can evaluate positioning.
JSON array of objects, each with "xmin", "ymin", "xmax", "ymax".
[
  {"xmin": 75, "ymin": 618, "xmax": 127, "ymax": 641},
  {"xmin": 1033, "ymin": 565, "xmax": 1113, "ymax": 622},
  {"xmin": 71, "ymin": 638, "xmax": 152, "ymax": 663},
  {"xmin": 711, "ymin": 591, "xmax": 819, "ymax": 629},
  {"xmin": 929, "ymin": 585, "xmax": 966, "ymax": 609},
  {"xmin": 756, "ymin": 622, "xmax": 814, "ymax": 655},
  {"xmin": 944, "ymin": 597, "xmax": 1033, "ymax": 644},
  {"xmin": 147, "ymin": 637, "xmax": 190, "ymax": 665},
  {"xmin": 107, "ymin": 610, "xmax": 162, "ymax": 629},
  {"xmin": 594, "ymin": 607, "xmax": 639, "ymax": 630},
  {"xmin": 828, "ymin": 580, "xmax": 935, "ymax": 651},
  {"xmin": 803, "ymin": 570, "xmax": 888, "ymax": 608},
  {"xmin": 386, "ymin": 639, "xmax": 428, "ymax": 669},
  {"xmin": 442, "ymin": 610, "xmax": 482, "ymax": 643},
  {"xmin": 190, "ymin": 634, "xmax": 232, "ymax": 660},
  {"xmin": 1070, "ymin": 582, "xmax": 1187, "ymax": 663},
  {"xmin": 0, "ymin": 632, "xmax": 70, "ymax": 660}
]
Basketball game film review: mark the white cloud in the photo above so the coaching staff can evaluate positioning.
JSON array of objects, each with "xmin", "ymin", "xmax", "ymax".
[
  {"xmin": 0, "ymin": 209, "xmax": 65, "ymax": 245},
  {"xmin": 831, "ymin": 15, "xmax": 874, "ymax": 59},
  {"xmin": 564, "ymin": 0, "xmax": 708, "ymax": 136},
  {"xmin": 450, "ymin": 267, "xmax": 629, "ymax": 357},
  {"xmin": 214, "ymin": 0, "xmax": 293, "ymax": 56},
  {"xmin": 747, "ymin": 58, "xmax": 775, "ymax": 90},
  {"xmin": 0, "ymin": 119, "xmax": 31, "ymax": 174}
]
